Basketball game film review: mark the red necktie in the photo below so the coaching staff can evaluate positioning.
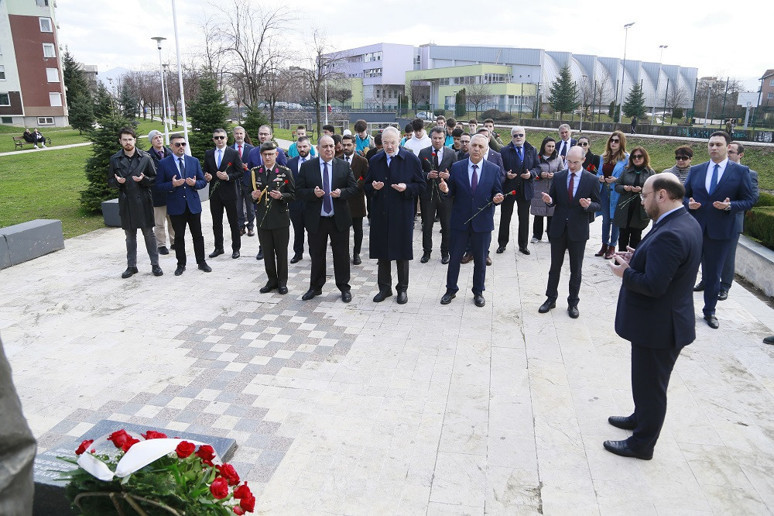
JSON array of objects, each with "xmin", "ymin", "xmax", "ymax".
[
  {"xmin": 471, "ymin": 164, "xmax": 478, "ymax": 193},
  {"xmin": 238, "ymin": 144, "xmax": 242, "ymax": 158},
  {"xmin": 568, "ymin": 172, "xmax": 575, "ymax": 202}
]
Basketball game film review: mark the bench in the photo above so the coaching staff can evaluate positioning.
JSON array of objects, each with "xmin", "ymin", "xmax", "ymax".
[
  {"xmin": 12, "ymin": 135, "xmax": 52, "ymax": 150},
  {"xmin": 0, "ymin": 219, "xmax": 64, "ymax": 269}
]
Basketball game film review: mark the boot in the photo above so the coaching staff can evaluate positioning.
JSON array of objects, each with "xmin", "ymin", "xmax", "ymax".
[
  {"xmin": 595, "ymin": 244, "xmax": 608, "ymax": 257},
  {"xmin": 604, "ymin": 246, "xmax": 616, "ymax": 260}
]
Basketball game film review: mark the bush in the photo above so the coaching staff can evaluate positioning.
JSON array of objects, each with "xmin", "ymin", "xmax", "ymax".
[
  {"xmin": 755, "ymin": 191, "xmax": 774, "ymax": 207},
  {"xmin": 433, "ymin": 108, "xmax": 447, "ymax": 117},
  {"xmin": 745, "ymin": 206, "xmax": 774, "ymax": 250}
]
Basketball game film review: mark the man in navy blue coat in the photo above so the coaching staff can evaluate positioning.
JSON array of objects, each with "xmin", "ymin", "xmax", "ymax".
[
  {"xmin": 286, "ymin": 136, "xmax": 313, "ymax": 264},
  {"xmin": 605, "ymin": 173, "xmax": 702, "ymax": 460},
  {"xmin": 683, "ymin": 131, "xmax": 755, "ymax": 329},
  {"xmin": 232, "ymin": 126, "xmax": 255, "ymax": 237},
  {"xmin": 438, "ymin": 134, "xmax": 505, "ymax": 307},
  {"xmin": 498, "ymin": 126, "xmax": 539, "ymax": 255},
  {"xmin": 155, "ymin": 133, "xmax": 211, "ymax": 276}
]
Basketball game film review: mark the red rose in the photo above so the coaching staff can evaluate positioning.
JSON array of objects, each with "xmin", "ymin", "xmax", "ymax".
[
  {"xmin": 234, "ymin": 483, "xmax": 252, "ymax": 499},
  {"xmin": 75, "ymin": 439, "xmax": 94, "ymax": 455},
  {"xmin": 284, "ymin": 179, "xmax": 289, "ymax": 184},
  {"xmin": 107, "ymin": 430, "xmax": 133, "ymax": 450},
  {"xmin": 233, "ymin": 507, "xmax": 246, "ymax": 515},
  {"xmin": 510, "ymin": 190, "xmax": 516, "ymax": 195},
  {"xmin": 142, "ymin": 430, "xmax": 168, "ymax": 440},
  {"xmin": 176, "ymin": 441, "xmax": 196, "ymax": 458},
  {"xmin": 216, "ymin": 463, "xmax": 240, "ymax": 486},
  {"xmin": 240, "ymin": 493, "xmax": 256, "ymax": 512},
  {"xmin": 196, "ymin": 444, "xmax": 216, "ymax": 464},
  {"xmin": 210, "ymin": 477, "xmax": 229, "ymax": 499},
  {"xmin": 228, "ymin": 162, "xmax": 232, "ymax": 167}
]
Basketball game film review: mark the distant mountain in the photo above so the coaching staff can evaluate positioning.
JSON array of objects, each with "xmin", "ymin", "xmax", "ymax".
[{"xmin": 97, "ymin": 67, "xmax": 132, "ymax": 86}]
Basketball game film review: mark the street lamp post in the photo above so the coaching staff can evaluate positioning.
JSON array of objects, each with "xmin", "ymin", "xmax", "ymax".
[
  {"xmin": 151, "ymin": 36, "xmax": 169, "ymax": 144},
  {"xmin": 617, "ymin": 22, "xmax": 635, "ymax": 125},
  {"xmin": 652, "ymin": 44, "xmax": 667, "ymax": 124}
]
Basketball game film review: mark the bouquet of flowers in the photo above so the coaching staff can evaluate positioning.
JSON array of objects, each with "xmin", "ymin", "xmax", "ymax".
[{"xmin": 60, "ymin": 429, "xmax": 255, "ymax": 515}]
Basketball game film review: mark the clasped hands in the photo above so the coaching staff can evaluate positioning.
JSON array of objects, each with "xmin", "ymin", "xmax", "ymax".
[
  {"xmin": 314, "ymin": 186, "xmax": 342, "ymax": 197},
  {"xmin": 371, "ymin": 181, "xmax": 407, "ymax": 192},
  {"xmin": 541, "ymin": 192, "xmax": 593, "ymax": 208}
]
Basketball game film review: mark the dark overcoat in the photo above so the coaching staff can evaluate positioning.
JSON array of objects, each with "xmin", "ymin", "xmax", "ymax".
[{"xmin": 108, "ymin": 148, "xmax": 156, "ymax": 230}]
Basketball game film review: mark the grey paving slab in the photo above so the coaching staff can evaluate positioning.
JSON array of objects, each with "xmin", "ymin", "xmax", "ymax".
[{"xmin": 1, "ymin": 209, "xmax": 773, "ymax": 513}]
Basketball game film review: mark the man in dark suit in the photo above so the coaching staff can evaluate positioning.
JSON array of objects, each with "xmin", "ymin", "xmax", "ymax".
[
  {"xmin": 342, "ymin": 134, "xmax": 369, "ymax": 266},
  {"xmin": 148, "ymin": 129, "xmax": 174, "ymax": 255},
  {"xmin": 365, "ymin": 127, "xmax": 426, "ymax": 304},
  {"xmin": 296, "ymin": 135, "xmax": 359, "ymax": 303},
  {"xmin": 418, "ymin": 127, "xmax": 457, "ymax": 264},
  {"xmin": 604, "ymin": 173, "xmax": 702, "ymax": 460},
  {"xmin": 232, "ymin": 126, "xmax": 255, "ymax": 237},
  {"xmin": 538, "ymin": 146, "xmax": 601, "ymax": 318},
  {"xmin": 718, "ymin": 141, "xmax": 759, "ymax": 300},
  {"xmin": 439, "ymin": 134, "xmax": 505, "ymax": 307},
  {"xmin": 203, "ymin": 128, "xmax": 243, "ymax": 259},
  {"xmin": 556, "ymin": 124, "xmax": 577, "ymax": 159},
  {"xmin": 498, "ymin": 126, "xmax": 539, "ymax": 255},
  {"xmin": 684, "ymin": 131, "xmax": 755, "ymax": 329},
  {"xmin": 155, "ymin": 133, "xmax": 211, "ymax": 276},
  {"xmin": 286, "ymin": 136, "xmax": 313, "ymax": 264}
]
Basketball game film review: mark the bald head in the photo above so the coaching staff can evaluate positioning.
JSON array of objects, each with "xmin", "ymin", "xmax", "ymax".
[
  {"xmin": 566, "ymin": 146, "xmax": 585, "ymax": 173},
  {"xmin": 642, "ymin": 173, "xmax": 685, "ymax": 220}
]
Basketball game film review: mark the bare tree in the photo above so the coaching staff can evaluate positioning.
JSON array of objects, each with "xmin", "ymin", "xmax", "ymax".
[
  {"xmin": 200, "ymin": 15, "xmax": 227, "ymax": 88},
  {"xmin": 262, "ymin": 67, "xmax": 293, "ymax": 128},
  {"xmin": 667, "ymin": 86, "xmax": 690, "ymax": 123},
  {"xmin": 302, "ymin": 30, "xmax": 345, "ymax": 136},
  {"xmin": 407, "ymin": 80, "xmax": 429, "ymax": 110},
  {"xmin": 466, "ymin": 82, "xmax": 492, "ymax": 118}
]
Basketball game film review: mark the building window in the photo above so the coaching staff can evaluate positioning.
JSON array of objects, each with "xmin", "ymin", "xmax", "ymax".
[
  {"xmin": 770, "ymin": 79, "xmax": 774, "ymax": 87},
  {"xmin": 39, "ymin": 17, "xmax": 53, "ymax": 32},
  {"xmin": 49, "ymin": 92, "xmax": 62, "ymax": 106},
  {"xmin": 2, "ymin": 117, "xmax": 13, "ymax": 124},
  {"xmin": 37, "ymin": 117, "xmax": 54, "ymax": 125},
  {"xmin": 43, "ymin": 43, "xmax": 56, "ymax": 58},
  {"xmin": 46, "ymin": 68, "xmax": 59, "ymax": 82},
  {"xmin": 768, "ymin": 92, "xmax": 774, "ymax": 100},
  {"xmin": 364, "ymin": 68, "xmax": 382, "ymax": 78},
  {"xmin": 36, "ymin": 0, "xmax": 50, "ymax": 6},
  {"xmin": 0, "ymin": 93, "xmax": 10, "ymax": 106},
  {"xmin": 0, "ymin": 66, "xmax": 5, "ymax": 80}
]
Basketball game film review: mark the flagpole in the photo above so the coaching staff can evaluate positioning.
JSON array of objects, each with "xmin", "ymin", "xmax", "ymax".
[{"xmin": 171, "ymin": 0, "xmax": 190, "ymax": 154}]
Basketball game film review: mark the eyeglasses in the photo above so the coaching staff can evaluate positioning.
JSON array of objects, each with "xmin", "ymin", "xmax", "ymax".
[
  {"xmin": 632, "ymin": 154, "xmax": 644, "ymax": 159},
  {"xmin": 172, "ymin": 142, "xmax": 187, "ymax": 147},
  {"xmin": 675, "ymin": 156, "xmax": 690, "ymax": 160},
  {"xmin": 579, "ymin": 142, "xmax": 589, "ymax": 146},
  {"xmin": 609, "ymin": 138, "xmax": 620, "ymax": 143},
  {"xmin": 639, "ymin": 191, "xmax": 652, "ymax": 201},
  {"xmin": 512, "ymin": 133, "xmax": 525, "ymax": 138},
  {"xmin": 213, "ymin": 136, "xmax": 226, "ymax": 140}
]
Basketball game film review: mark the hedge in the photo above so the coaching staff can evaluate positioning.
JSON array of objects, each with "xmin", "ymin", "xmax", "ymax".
[{"xmin": 745, "ymin": 206, "xmax": 774, "ymax": 250}]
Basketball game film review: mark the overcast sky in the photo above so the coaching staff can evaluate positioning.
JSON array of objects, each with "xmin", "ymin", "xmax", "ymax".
[{"xmin": 54, "ymin": 0, "xmax": 768, "ymax": 91}]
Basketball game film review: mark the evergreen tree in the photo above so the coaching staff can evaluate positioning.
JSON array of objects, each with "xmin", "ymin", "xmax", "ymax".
[
  {"xmin": 68, "ymin": 93, "xmax": 95, "ymax": 134},
  {"xmin": 547, "ymin": 65, "xmax": 579, "ymax": 118},
  {"xmin": 63, "ymin": 50, "xmax": 95, "ymax": 132},
  {"xmin": 455, "ymin": 89, "xmax": 466, "ymax": 118},
  {"xmin": 622, "ymin": 83, "xmax": 647, "ymax": 119},
  {"xmin": 119, "ymin": 84, "xmax": 138, "ymax": 119},
  {"xmin": 94, "ymin": 83, "xmax": 114, "ymax": 120},
  {"xmin": 80, "ymin": 112, "xmax": 136, "ymax": 213},
  {"xmin": 187, "ymin": 76, "xmax": 230, "ymax": 160},
  {"xmin": 242, "ymin": 107, "xmax": 268, "ymax": 146}
]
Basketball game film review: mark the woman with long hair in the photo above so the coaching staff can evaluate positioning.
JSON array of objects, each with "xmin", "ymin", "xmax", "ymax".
[
  {"xmin": 530, "ymin": 136, "xmax": 562, "ymax": 242},
  {"xmin": 595, "ymin": 131, "xmax": 628, "ymax": 259},
  {"xmin": 613, "ymin": 146, "xmax": 655, "ymax": 251}
]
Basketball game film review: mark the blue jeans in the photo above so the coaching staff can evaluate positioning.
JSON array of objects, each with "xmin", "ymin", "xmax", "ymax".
[{"xmin": 600, "ymin": 189, "xmax": 619, "ymax": 246}]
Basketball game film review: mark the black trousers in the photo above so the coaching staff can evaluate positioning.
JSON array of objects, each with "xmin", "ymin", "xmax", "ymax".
[
  {"xmin": 498, "ymin": 197, "xmax": 530, "ymax": 249},
  {"xmin": 627, "ymin": 344, "xmax": 682, "ymax": 453},
  {"xmin": 618, "ymin": 228, "xmax": 643, "ymax": 251},
  {"xmin": 420, "ymin": 194, "xmax": 450, "ymax": 254},
  {"xmin": 532, "ymin": 215, "xmax": 552, "ymax": 240},
  {"xmin": 289, "ymin": 208, "xmax": 305, "ymax": 256},
  {"xmin": 171, "ymin": 208, "xmax": 205, "ymax": 267},
  {"xmin": 377, "ymin": 259, "xmax": 409, "ymax": 293},
  {"xmin": 210, "ymin": 194, "xmax": 241, "ymax": 252},
  {"xmin": 308, "ymin": 216, "xmax": 350, "ymax": 292},
  {"xmin": 545, "ymin": 227, "xmax": 586, "ymax": 306},
  {"xmin": 258, "ymin": 226, "xmax": 289, "ymax": 288},
  {"xmin": 352, "ymin": 216, "xmax": 364, "ymax": 255}
]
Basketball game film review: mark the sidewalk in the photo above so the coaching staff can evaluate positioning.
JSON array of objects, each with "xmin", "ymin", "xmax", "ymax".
[{"xmin": 1, "ymin": 212, "xmax": 773, "ymax": 513}]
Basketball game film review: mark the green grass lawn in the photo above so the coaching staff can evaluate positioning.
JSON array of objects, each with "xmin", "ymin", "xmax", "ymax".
[
  {"xmin": 0, "ymin": 145, "xmax": 103, "ymax": 238},
  {"xmin": 0, "ymin": 126, "xmax": 90, "ymax": 153}
]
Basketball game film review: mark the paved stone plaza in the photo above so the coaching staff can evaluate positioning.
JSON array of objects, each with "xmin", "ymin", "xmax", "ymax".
[{"xmin": 1, "ymin": 212, "xmax": 773, "ymax": 514}]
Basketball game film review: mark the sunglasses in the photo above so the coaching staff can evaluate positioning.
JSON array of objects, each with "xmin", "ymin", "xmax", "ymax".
[
  {"xmin": 675, "ymin": 156, "xmax": 690, "ymax": 160},
  {"xmin": 173, "ymin": 142, "xmax": 187, "ymax": 147},
  {"xmin": 632, "ymin": 154, "xmax": 644, "ymax": 159},
  {"xmin": 213, "ymin": 136, "xmax": 226, "ymax": 140},
  {"xmin": 512, "ymin": 133, "xmax": 525, "ymax": 137},
  {"xmin": 579, "ymin": 142, "xmax": 589, "ymax": 146},
  {"xmin": 609, "ymin": 138, "xmax": 620, "ymax": 143}
]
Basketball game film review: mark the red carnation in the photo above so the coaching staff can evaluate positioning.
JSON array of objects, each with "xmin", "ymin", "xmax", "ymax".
[
  {"xmin": 176, "ymin": 441, "xmax": 196, "ymax": 458},
  {"xmin": 240, "ymin": 493, "xmax": 256, "ymax": 512},
  {"xmin": 142, "ymin": 430, "xmax": 168, "ymax": 440},
  {"xmin": 234, "ymin": 483, "xmax": 253, "ymax": 499},
  {"xmin": 216, "ymin": 463, "xmax": 241, "ymax": 486},
  {"xmin": 210, "ymin": 476, "xmax": 229, "ymax": 499},
  {"xmin": 196, "ymin": 444, "xmax": 216, "ymax": 464},
  {"xmin": 233, "ymin": 507, "xmax": 246, "ymax": 515},
  {"xmin": 75, "ymin": 439, "xmax": 94, "ymax": 455},
  {"xmin": 510, "ymin": 190, "xmax": 516, "ymax": 195},
  {"xmin": 228, "ymin": 162, "xmax": 232, "ymax": 167},
  {"xmin": 284, "ymin": 179, "xmax": 289, "ymax": 184}
]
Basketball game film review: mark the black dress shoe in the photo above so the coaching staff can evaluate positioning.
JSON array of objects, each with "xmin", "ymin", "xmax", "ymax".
[
  {"xmin": 240, "ymin": 227, "xmax": 246, "ymax": 236},
  {"xmin": 519, "ymin": 247, "xmax": 531, "ymax": 255},
  {"xmin": 717, "ymin": 289, "xmax": 728, "ymax": 301},
  {"xmin": 486, "ymin": 256, "xmax": 492, "ymax": 266},
  {"xmin": 174, "ymin": 266, "xmax": 185, "ymax": 276},
  {"xmin": 764, "ymin": 336, "xmax": 774, "ymax": 345},
  {"xmin": 232, "ymin": 251, "xmax": 240, "ymax": 259},
  {"xmin": 209, "ymin": 248, "xmax": 224, "ymax": 258},
  {"xmin": 496, "ymin": 246, "xmax": 506, "ymax": 253},
  {"xmin": 693, "ymin": 280, "xmax": 705, "ymax": 291},
  {"xmin": 152, "ymin": 265, "xmax": 163, "ymax": 277},
  {"xmin": 538, "ymin": 299, "xmax": 556, "ymax": 313},
  {"xmin": 256, "ymin": 251, "xmax": 264, "ymax": 260},
  {"xmin": 373, "ymin": 291, "xmax": 393, "ymax": 302},
  {"xmin": 352, "ymin": 254, "xmax": 361, "ymax": 265},
  {"xmin": 420, "ymin": 252, "xmax": 431, "ymax": 263},
  {"xmin": 341, "ymin": 290, "xmax": 352, "ymax": 303},
  {"xmin": 247, "ymin": 229, "xmax": 255, "ymax": 237},
  {"xmin": 278, "ymin": 286, "xmax": 288, "ymax": 295},
  {"xmin": 440, "ymin": 291, "xmax": 456, "ymax": 305},
  {"xmin": 170, "ymin": 243, "xmax": 176, "ymax": 251},
  {"xmin": 603, "ymin": 440, "xmax": 653, "ymax": 460},
  {"xmin": 704, "ymin": 314, "xmax": 719, "ymax": 329},
  {"xmin": 121, "ymin": 267, "xmax": 139, "ymax": 279},
  {"xmin": 291, "ymin": 254, "xmax": 303, "ymax": 264},
  {"xmin": 158, "ymin": 246, "xmax": 169, "ymax": 255},
  {"xmin": 302, "ymin": 289, "xmax": 322, "ymax": 301},
  {"xmin": 608, "ymin": 415, "xmax": 636, "ymax": 430},
  {"xmin": 474, "ymin": 294, "xmax": 485, "ymax": 307},
  {"xmin": 198, "ymin": 262, "xmax": 212, "ymax": 273},
  {"xmin": 568, "ymin": 306, "xmax": 579, "ymax": 319},
  {"xmin": 397, "ymin": 291, "xmax": 408, "ymax": 304},
  {"xmin": 260, "ymin": 284, "xmax": 277, "ymax": 294},
  {"xmin": 441, "ymin": 253, "xmax": 450, "ymax": 264}
]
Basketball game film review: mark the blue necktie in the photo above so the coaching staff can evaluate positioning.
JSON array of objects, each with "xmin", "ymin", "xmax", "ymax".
[
  {"xmin": 517, "ymin": 146, "xmax": 523, "ymax": 162},
  {"xmin": 216, "ymin": 149, "xmax": 222, "ymax": 168},
  {"xmin": 709, "ymin": 163, "xmax": 719, "ymax": 194},
  {"xmin": 178, "ymin": 157, "xmax": 185, "ymax": 177},
  {"xmin": 471, "ymin": 164, "xmax": 478, "ymax": 193},
  {"xmin": 323, "ymin": 162, "xmax": 333, "ymax": 214}
]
